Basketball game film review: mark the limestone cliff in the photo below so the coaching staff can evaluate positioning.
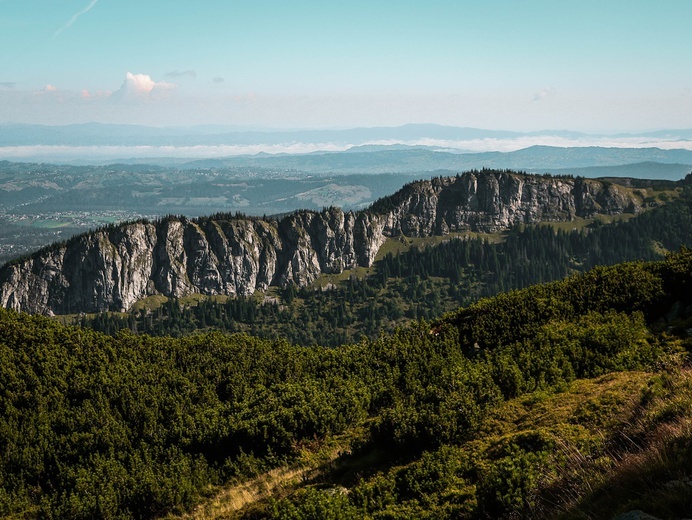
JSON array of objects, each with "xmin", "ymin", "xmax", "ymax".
[{"xmin": 0, "ymin": 171, "xmax": 640, "ymax": 315}]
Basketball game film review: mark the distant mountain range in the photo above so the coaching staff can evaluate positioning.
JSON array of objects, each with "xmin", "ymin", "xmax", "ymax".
[
  {"xmin": 1, "ymin": 123, "xmax": 691, "ymax": 178},
  {"xmin": 180, "ymin": 146, "xmax": 692, "ymax": 177}
]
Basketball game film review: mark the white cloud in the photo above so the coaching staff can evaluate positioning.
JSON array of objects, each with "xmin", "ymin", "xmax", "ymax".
[
  {"xmin": 55, "ymin": 0, "xmax": 98, "ymax": 36},
  {"xmin": 115, "ymin": 72, "xmax": 175, "ymax": 99}
]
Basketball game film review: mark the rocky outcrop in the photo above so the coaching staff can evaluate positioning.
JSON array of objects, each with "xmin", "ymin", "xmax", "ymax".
[
  {"xmin": 375, "ymin": 172, "xmax": 638, "ymax": 236},
  {"xmin": 0, "ymin": 171, "xmax": 640, "ymax": 315}
]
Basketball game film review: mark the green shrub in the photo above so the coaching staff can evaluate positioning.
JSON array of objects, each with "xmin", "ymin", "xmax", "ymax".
[{"xmin": 476, "ymin": 448, "xmax": 547, "ymax": 518}]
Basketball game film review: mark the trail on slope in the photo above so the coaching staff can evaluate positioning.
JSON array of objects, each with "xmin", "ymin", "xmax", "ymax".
[{"xmin": 173, "ymin": 445, "xmax": 347, "ymax": 520}]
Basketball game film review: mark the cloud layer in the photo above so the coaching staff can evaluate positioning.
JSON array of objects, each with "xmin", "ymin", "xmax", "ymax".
[{"xmin": 2, "ymin": 135, "xmax": 692, "ymax": 164}]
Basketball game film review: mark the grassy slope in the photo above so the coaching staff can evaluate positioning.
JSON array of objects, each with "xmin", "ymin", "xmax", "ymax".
[{"xmin": 180, "ymin": 365, "xmax": 692, "ymax": 520}]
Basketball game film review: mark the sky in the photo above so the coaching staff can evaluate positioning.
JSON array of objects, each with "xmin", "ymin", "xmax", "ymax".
[{"xmin": 1, "ymin": 0, "xmax": 691, "ymax": 132}]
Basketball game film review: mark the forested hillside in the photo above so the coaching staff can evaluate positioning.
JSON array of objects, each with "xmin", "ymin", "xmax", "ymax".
[
  {"xmin": 0, "ymin": 249, "xmax": 690, "ymax": 518},
  {"xmin": 81, "ymin": 181, "xmax": 692, "ymax": 346}
]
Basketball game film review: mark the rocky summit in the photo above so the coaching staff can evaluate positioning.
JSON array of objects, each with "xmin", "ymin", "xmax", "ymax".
[{"xmin": 0, "ymin": 170, "xmax": 640, "ymax": 315}]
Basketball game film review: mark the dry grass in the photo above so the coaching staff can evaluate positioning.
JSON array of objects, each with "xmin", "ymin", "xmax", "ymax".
[
  {"xmin": 175, "ymin": 465, "xmax": 310, "ymax": 520},
  {"xmin": 551, "ymin": 417, "xmax": 692, "ymax": 519},
  {"xmin": 545, "ymin": 368, "xmax": 692, "ymax": 519},
  {"xmin": 465, "ymin": 367, "xmax": 692, "ymax": 519}
]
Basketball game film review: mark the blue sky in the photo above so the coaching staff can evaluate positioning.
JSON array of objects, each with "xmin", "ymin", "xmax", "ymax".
[{"xmin": 1, "ymin": 0, "xmax": 691, "ymax": 131}]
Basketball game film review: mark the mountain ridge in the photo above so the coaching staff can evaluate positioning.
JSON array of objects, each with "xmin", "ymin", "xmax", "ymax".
[{"xmin": 0, "ymin": 170, "xmax": 644, "ymax": 315}]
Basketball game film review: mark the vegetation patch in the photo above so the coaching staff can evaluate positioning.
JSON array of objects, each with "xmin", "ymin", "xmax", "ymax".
[{"xmin": 0, "ymin": 250, "xmax": 690, "ymax": 518}]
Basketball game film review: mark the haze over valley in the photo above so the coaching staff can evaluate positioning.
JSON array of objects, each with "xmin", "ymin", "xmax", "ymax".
[{"xmin": 3, "ymin": 123, "xmax": 692, "ymax": 163}]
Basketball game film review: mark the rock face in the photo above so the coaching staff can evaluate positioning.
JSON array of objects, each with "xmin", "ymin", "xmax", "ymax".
[
  {"xmin": 0, "ymin": 171, "xmax": 639, "ymax": 315},
  {"xmin": 374, "ymin": 172, "xmax": 636, "ymax": 236}
]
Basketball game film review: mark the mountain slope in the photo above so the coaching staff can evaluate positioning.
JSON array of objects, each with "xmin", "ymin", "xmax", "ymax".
[
  {"xmin": 0, "ymin": 170, "xmax": 643, "ymax": 315},
  {"xmin": 0, "ymin": 249, "xmax": 689, "ymax": 519}
]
